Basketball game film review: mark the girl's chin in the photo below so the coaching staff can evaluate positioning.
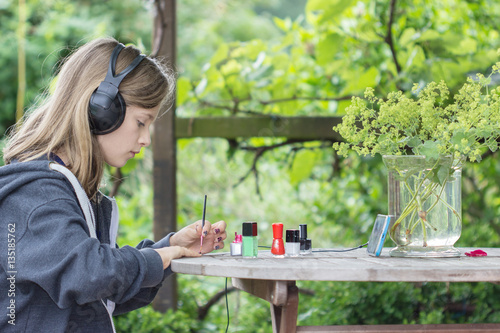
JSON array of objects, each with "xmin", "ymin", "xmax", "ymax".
[{"xmin": 105, "ymin": 158, "xmax": 129, "ymax": 168}]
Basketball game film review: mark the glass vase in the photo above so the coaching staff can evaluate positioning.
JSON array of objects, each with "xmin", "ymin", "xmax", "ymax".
[{"xmin": 383, "ymin": 155, "xmax": 462, "ymax": 257}]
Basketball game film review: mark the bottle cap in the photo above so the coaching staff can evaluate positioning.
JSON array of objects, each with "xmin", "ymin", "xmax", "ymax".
[
  {"xmin": 286, "ymin": 229, "xmax": 300, "ymax": 243},
  {"xmin": 299, "ymin": 224, "xmax": 307, "ymax": 240},
  {"xmin": 233, "ymin": 232, "xmax": 242, "ymax": 243},
  {"xmin": 272, "ymin": 223, "xmax": 283, "ymax": 238},
  {"xmin": 252, "ymin": 222, "xmax": 258, "ymax": 236},
  {"xmin": 242, "ymin": 222, "xmax": 253, "ymax": 236}
]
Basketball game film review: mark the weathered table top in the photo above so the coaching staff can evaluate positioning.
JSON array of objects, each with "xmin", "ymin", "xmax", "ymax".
[{"xmin": 171, "ymin": 247, "xmax": 500, "ymax": 282}]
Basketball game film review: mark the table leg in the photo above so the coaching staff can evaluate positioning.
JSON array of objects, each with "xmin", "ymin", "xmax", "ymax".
[
  {"xmin": 231, "ymin": 278, "xmax": 299, "ymax": 333},
  {"xmin": 270, "ymin": 282, "xmax": 299, "ymax": 333}
]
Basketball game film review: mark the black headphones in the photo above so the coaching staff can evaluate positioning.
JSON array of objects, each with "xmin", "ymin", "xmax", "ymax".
[{"xmin": 88, "ymin": 43, "xmax": 146, "ymax": 135}]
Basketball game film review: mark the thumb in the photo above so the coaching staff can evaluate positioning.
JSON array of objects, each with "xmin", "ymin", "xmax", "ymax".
[{"xmin": 180, "ymin": 247, "xmax": 202, "ymax": 258}]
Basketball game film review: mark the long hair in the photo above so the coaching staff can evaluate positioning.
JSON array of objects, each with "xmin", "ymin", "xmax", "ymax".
[{"xmin": 3, "ymin": 37, "xmax": 175, "ymax": 198}]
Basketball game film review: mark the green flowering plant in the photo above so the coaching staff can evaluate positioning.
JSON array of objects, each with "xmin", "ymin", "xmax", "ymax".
[
  {"xmin": 333, "ymin": 63, "xmax": 500, "ymax": 163},
  {"xmin": 332, "ymin": 63, "xmax": 500, "ymax": 248}
]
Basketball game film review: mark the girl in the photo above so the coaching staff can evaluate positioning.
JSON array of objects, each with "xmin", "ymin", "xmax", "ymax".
[{"xmin": 0, "ymin": 37, "xmax": 226, "ymax": 332}]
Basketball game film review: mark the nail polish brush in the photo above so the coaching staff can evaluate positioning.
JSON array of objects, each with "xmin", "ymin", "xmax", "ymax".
[{"xmin": 199, "ymin": 194, "xmax": 207, "ymax": 253}]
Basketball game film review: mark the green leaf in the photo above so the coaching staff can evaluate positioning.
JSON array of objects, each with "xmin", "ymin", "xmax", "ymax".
[
  {"xmin": 220, "ymin": 59, "xmax": 242, "ymax": 76},
  {"xmin": 273, "ymin": 16, "xmax": 292, "ymax": 32},
  {"xmin": 417, "ymin": 29, "xmax": 440, "ymax": 42},
  {"xmin": 399, "ymin": 28, "xmax": 417, "ymax": 47},
  {"xmin": 487, "ymin": 140, "xmax": 498, "ymax": 152},
  {"xmin": 194, "ymin": 78, "xmax": 207, "ymax": 96},
  {"xmin": 335, "ymin": 99, "xmax": 352, "ymax": 115},
  {"xmin": 210, "ymin": 44, "xmax": 229, "ymax": 66},
  {"xmin": 121, "ymin": 158, "xmax": 138, "ymax": 174},
  {"xmin": 404, "ymin": 45, "xmax": 425, "ymax": 70},
  {"xmin": 342, "ymin": 67, "xmax": 379, "ymax": 93},
  {"xmin": 418, "ymin": 141, "xmax": 440, "ymax": 160},
  {"xmin": 289, "ymin": 150, "xmax": 317, "ymax": 186},
  {"xmin": 306, "ymin": 0, "xmax": 355, "ymax": 23},
  {"xmin": 316, "ymin": 33, "xmax": 342, "ymax": 66},
  {"xmin": 176, "ymin": 77, "xmax": 191, "ymax": 106},
  {"xmin": 442, "ymin": 33, "xmax": 476, "ymax": 56},
  {"xmin": 436, "ymin": 164, "xmax": 449, "ymax": 186},
  {"xmin": 450, "ymin": 130, "xmax": 466, "ymax": 146}
]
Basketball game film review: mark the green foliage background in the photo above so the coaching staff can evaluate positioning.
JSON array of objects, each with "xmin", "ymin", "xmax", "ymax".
[{"xmin": 2, "ymin": 0, "xmax": 500, "ymax": 332}]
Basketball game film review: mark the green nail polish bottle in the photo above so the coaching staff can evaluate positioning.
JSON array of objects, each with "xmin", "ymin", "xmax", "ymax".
[{"xmin": 242, "ymin": 222, "xmax": 255, "ymax": 258}]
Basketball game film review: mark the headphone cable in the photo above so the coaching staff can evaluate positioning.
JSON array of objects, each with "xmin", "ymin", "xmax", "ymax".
[
  {"xmin": 313, "ymin": 242, "xmax": 368, "ymax": 252},
  {"xmin": 258, "ymin": 243, "xmax": 368, "ymax": 252},
  {"xmin": 225, "ymin": 277, "xmax": 229, "ymax": 333}
]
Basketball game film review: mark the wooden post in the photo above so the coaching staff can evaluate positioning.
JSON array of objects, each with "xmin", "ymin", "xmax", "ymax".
[{"xmin": 152, "ymin": 0, "xmax": 177, "ymax": 312}]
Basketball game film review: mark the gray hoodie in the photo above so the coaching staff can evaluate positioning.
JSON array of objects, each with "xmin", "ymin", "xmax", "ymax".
[{"xmin": 0, "ymin": 159, "xmax": 174, "ymax": 332}]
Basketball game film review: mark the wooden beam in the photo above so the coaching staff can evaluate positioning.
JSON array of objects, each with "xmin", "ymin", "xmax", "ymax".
[
  {"xmin": 175, "ymin": 116, "xmax": 344, "ymax": 140},
  {"xmin": 231, "ymin": 278, "xmax": 291, "ymax": 306},
  {"xmin": 152, "ymin": 0, "xmax": 177, "ymax": 312},
  {"xmin": 296, "ymin": 324, "xmax": 500, "ymax": 333}
]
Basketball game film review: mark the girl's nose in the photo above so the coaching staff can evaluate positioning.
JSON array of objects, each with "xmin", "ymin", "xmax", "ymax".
[{"xmin": 139, "ymin": 129, "xmax": 151, "ymax": 147}]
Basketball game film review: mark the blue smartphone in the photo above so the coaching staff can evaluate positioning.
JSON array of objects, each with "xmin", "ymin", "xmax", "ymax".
[{"xmin": 366, "ymin": 214, "xmax": 391, "ymax": 257}]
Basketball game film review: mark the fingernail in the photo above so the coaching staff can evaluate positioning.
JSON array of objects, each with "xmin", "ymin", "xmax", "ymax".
[
  {"xmin": 214, "ymin": 228, "xmax": 221, "ymax": 234},
  {"xmin": 217, "ymin": 237, "xmax": 222, "ymax": 242},
  {"xmin": 203, "ymin": 231, "xmax": 208, "ymax": 236},
  {"xmin": 215, "ymin": 245, "xmax": 220, "ymax": 250}
]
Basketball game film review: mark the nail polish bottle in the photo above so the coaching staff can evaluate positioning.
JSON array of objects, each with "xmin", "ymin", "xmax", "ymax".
[
  {"xmin": 242, "ymin": 222, "xmax": 255, "ymax": 258},
  {"xmin": 285, "ymin": 229, "xmax": 300, "ymax": 257},
  {"xmin": 230, "ymin": 232, "xmax": 242, "ymax": 256},
  {"xmin": 299, "ymin": 224, "xmax": 312, "ymax": 255},
  {"xmin": 252, "ymin": 222, "xmax": 259, "ymax": 257},
  {"xmin": 271, "ymin": 223, "xmax": 285, "ymax": 258}
]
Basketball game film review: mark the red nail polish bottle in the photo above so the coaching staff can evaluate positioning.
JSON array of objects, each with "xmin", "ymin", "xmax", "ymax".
[{"xmin": 271, "ymin": 223, "xmax": 285, "ymax": 258}]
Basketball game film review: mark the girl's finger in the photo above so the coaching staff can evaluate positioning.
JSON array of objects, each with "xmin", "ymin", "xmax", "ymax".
[
  {"xmin": 182, "ymin": 247, "xmax": 202, "ymax": 258},
  {"xmin": 213, "ymin": 240, "xmax": 225, "ymax": 251},
  {"xmin": 214, "ymin": 232, "xmax": 227, "ymax": 244},
  {"xmin": 201, "ymin": 220, "xmax": 211, "ymax": 236},
  {"xmin": 211, "ymin": 220, "xmax": 226, "ymax": 234},
  {"xmin": 196, "ymin": 219, "xmax": 211, "ymax": 236}
]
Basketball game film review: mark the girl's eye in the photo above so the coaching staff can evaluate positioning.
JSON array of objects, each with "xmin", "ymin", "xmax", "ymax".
[{"xmin": 137, "ymin": 121, "xmax": 145, "ymax": 127}]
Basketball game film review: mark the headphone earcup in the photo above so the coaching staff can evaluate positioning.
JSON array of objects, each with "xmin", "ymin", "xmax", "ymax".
[
  {"xmin": 88, "ymin": 43, "xmax": 144, "ymax": 135},
  {"xmin": 89, "ymin": 89, "xmax": 126, "ymax": 135}
]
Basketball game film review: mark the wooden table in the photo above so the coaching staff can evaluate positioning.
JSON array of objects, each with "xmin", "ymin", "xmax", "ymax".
[{"xmin": 171, "ymin": 248, "xmax": 500, "ymax": 333}]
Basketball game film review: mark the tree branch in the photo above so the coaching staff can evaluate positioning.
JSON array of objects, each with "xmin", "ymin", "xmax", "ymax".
[
  {"xmin": 196, "ymin": 286, "xmax": 315, "ymax": 323},
  {"xmin": 151, "ymin": 0, "xmax": 167, "ymax": 58},
  {"xmin": 197, "ymin": 287, "xmax": 237, "ymax": 321},
  {"xmin": 258, "ymin": 95, "xmax": 354, "ymax": 105},
  {"xmin": 109, "ymin": 168, "xmax": 124, "ymax": 198},
  {"xmin": 196, "ymin": 95, "xmax": 354, "ymax": 116},
  {"xmin": 384, "ymin": 0, "xmax": 402, "ymax": 75},
  {"xmin": 234, "ymin": 139, "xmax": 336, "ymax": 196},
  {"xmin": 232, "ymin": 145, "xmax": 266, "ymax": 198}
]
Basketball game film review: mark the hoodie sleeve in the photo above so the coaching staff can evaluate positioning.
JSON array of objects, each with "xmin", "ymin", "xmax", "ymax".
[
  {"xmin": 136, "ymin": 233, "xmax": 176, "ymax": 280},
  {"xmin": 16, "ymin": 195, "xmax": 165, "ymax": 309},
  {"xmin": 112, "ymin": 232, "xmax": 177, "ymax": 315}
]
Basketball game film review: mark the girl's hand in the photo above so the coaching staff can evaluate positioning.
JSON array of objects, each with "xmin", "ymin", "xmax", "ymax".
[
  {"xmin": 170, "ymin": 220, "xmax": 227, "ymax": 254},
  {"xmin": 154, "ymin": 246, "xmax": 201, "ymax": 270}
]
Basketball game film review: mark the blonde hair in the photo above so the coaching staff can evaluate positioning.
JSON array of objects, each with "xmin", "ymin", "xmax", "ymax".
[{"xmin": 3, "ymin": 37, "xmax": 175, "ymax": 198}]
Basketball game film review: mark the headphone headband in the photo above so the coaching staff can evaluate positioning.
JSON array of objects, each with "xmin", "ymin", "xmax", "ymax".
[{"xmin": 88, "ymin": 43, "xmax": 146, "ymax": 135}]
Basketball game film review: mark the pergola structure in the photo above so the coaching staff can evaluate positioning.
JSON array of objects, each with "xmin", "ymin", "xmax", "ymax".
[{"xmin": 150, "ymin": 0, "xmax": 341, "ymax": 312}]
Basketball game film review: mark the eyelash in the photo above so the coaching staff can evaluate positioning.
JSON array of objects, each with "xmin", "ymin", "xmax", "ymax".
[{"xmin": 137, "ymin": 121, "xmax": 145, "ymax": 127}]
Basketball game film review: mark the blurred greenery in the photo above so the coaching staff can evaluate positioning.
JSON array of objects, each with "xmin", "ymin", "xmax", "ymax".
[{"xmin": 2, "ymin": 0, "xmax": 500, "ymax": 332}]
